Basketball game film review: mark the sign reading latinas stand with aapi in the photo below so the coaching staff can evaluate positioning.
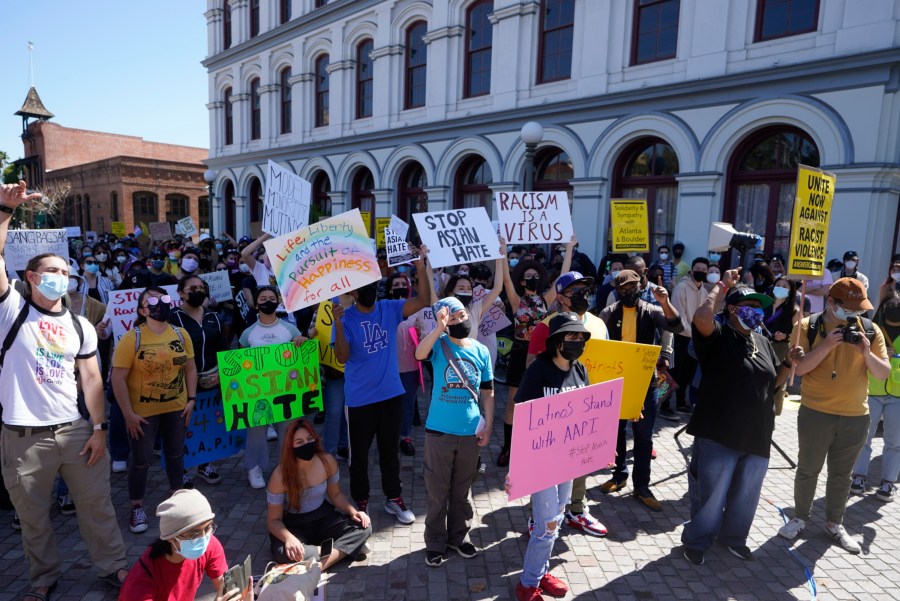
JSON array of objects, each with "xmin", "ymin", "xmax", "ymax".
[
  {"xmin": 494, "ymin": 191, "xmax": 573, "ymax": 244},
  {"xmin": 412, "ymin": 207, "xmax": 502, "ymax": 268},
  {"xmin": 787, "ymin": 164, "xmax": 836, "ymax": 278},
  {"xmin": 609, "ymin": 199, "xmax": 650, "ymax": 253},
  {"xmin": 263, "ymin": 208, "xmax": 380, "ymax": 312}
]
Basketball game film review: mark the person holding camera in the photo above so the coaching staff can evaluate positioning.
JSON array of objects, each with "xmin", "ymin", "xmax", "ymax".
[{"xmin": 778, "ymin": 278, "xmax": 890, "ymax": 553}]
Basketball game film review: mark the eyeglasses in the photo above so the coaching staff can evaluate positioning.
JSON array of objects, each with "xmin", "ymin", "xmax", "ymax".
[
  {"xmin": 176, "ymin": 522, "xmax": 217, "ymax": 541},
  {"xmin": 144, "ymin": 295, "xmax": 172, "ymax": 306},
  {"xmin": 83, "ymin": 260, "xmax": 97, "ymax": 265}
]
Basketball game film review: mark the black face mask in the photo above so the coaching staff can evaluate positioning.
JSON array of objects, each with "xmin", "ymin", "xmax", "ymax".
[
  {"xmin": 692, "ymin": 271, "xmax": 707, "ymax": 283},
  {"xmin": 559, "ymin": 340, "xmax": 586, "ymax": 362},
  {"xmin": 568, "ymin": 291, "xmax": 590, "ymax": 315},
  {"xmin": 884, "ymin": 306, "xmax": 900, "ymax": 322},
  {"xmin": 186, "ymin": 291, "xmax": 207, "ymax": 308},
  {"xmin": 523, "ymin": 276, "xmax": 541, "ymax": 292},
  {"xmin": 673, "ymin": 248, "xmax": 684, "ymax": 258},
  {"xmin": 390, "ymin": 287, "xmax": 408, "ymax": 300},
  {"xmin": 258, "ymin": 300, "xmax": 278, "ymax": 315},
  {"xmin": 147, "ymin": 302, "xmax": 171, "ymax": 322},
  {"xmin": 292, "ymin": 441, "xmax": 317, "ymax": 461},
  {"xmin": 620, "ymin": 290, "xmax": 640, "ymax": 308},
  {"xmin": 448, "ymin": 320, "xmax": 472, "ymax": 339},
  {"xmin": 357, "ymin": 285, "xmax": 378, "ymax": 308},
  {"xmin": 456, "ymin": 293, "xmax": 473, "ymax": 308}
]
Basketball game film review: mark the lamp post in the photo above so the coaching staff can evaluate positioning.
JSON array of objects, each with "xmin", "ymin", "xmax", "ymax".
[
  {"xmin": 203, "ymin": 169, "xmax": 216, "ymax": 237},
  {"xmin": 520, "ymin": 121, "xmax": 544, "ymax": 192}
]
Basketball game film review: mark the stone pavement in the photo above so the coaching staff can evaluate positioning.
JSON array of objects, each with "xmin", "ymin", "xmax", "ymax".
[{"xmin": 1, "ymin": 387, "xmax": 898, "ymax": 601}]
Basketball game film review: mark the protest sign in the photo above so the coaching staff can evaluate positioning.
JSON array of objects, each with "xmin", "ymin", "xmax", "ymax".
[
  {"xmin": 389, "ymin": 214, "xmax": 409, "ymax": 240},
  {"xmin": 64, "ymin": 226, "xmax": 82, "ymax": 238},
  {"xmin": 386, "ymin": 227, "xmax": 416, "ymax": 267},
  {"xmin": 86, "ymin": 231, "xmax": 98, "ymax": 244},
  {"xmin": 111, "ymin": 221, "xmax": 126, "ymax": 238},
  {"xmin": 199, "ymin": 271, "xmax": 234, "ymax": 302},
  {"xmin": 412, "ymin": 207, "xmax": 502, "ymax": 268},
  {"xmin": 149, "ymin": 221, "xmax": 172, "ymax": 241},
  {"xmin": 495, "ymin": 191, "xmax": 573, "ymax": 244},
  {"xmin": 178, "ymin": 216, "xmax": 198, "ymax": 238},
  {"xmin": 375, "ymin": 217, "xmax": 390, "ymax": 248},
  {"xmin": 314, "ymin": 301, "xmax": 344, "ymax": 372},
  {"xmin": 508, "ymin": 380, "xmax": 622, "ymax": 501},
  {"xmin": 105, "ymin": 285, "xmax": 180, "ymax": 345},
  {"xmin": 787, "ymin": 164, "xmax": 836, "ymax": 278},
  {"xmin": 472, "ymin": 285, "xmax": 511, "ymax": 336},
  {"xmin": 360, "ymin": 211, "xmax": 371, "ymax": 236},
  {"xmin": 263, "ymin": 208, "xmax": 380, "ymax": 312},
  {"xmin": 263, "ymin": 160, "xmax": 312, "ymax": 237},
  {"xmin": 609, "ymin": 199, "xmax": 650, "ymax": 253},
  {"xmin": 4, "ymin": 229, "xmax": 69, "ymax": 279},
  {"xmin": 182, "ymin": 390, "xmax": 246, "ymax": 468},
  {"xmin": 218, "ymin": 340, "xmax": 324, "ymax": 431},
  {"xmin": 580, "ymin": 339, "xmax": 660, "ymax": 420}
]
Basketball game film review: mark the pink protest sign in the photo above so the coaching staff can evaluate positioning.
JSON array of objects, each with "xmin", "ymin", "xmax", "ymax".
[
  {"xmin": 507, "ymin": 379, "xmax": 623, "ymax": 501},
  {"xmin": 408, "ymin": 327, "xmax": 425, "ymax": 393}
]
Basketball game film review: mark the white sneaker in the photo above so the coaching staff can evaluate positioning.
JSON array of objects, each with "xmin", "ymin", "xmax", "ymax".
[
  {"xmin": 826, "ymin": 523, "xmax": 861, "ymax": 554},
  {"xmin": 777, "ymin": 517, "xmax": 806, "ymax": 540},
  {"xmin": 111, "ymin": 460, "xmax": 127, "ymax": 473},
  {"xmin": 266, "ymin": 425, "xmax": 277, "ymax": 441},
  {"xmin": 384, "ymin": 496, "xmax": 416, "ymax": 524},
  {"xmin": 248, "ymin": 466, "xmax": 266, "ymax": 489}
]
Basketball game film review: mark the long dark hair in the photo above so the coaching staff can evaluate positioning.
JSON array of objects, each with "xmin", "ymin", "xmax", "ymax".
[
  {"xmin": 134, "ymin": 286, "xmax": 169, "ymax": 327},
  {"xmin": 510, "ymin": 259, "xmax": 548, "ymax": 296},
  {"xmin": 766, "ymin": 277, "xmax": 799, "ymax": 336},
  {"xmin": 279, "ymin": 419, "xmax": 327, "ymax": 511},
  {"xmin": 442, "ymin": 275, "xmax": 473, "ymax": 298}
]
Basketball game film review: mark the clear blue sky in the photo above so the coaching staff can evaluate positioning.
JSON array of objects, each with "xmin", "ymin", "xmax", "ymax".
[{"xmin": 1, "ymin": 0, "xmax": 208, "ymax": 165}]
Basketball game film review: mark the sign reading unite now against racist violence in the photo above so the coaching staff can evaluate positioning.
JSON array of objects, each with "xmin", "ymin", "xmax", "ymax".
[{"xmin": 787, "ymin": 164, "xmax": 836, "ymax": 278}]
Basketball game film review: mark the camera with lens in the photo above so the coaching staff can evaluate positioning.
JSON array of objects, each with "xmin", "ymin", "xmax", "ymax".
[{"xmin": 840, "ymin": 315, "xmax": 863, "ymax": 344}]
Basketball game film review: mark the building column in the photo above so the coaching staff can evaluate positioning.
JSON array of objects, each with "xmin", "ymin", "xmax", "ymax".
[
  {"xmin": 328, "ymin": 190, "xmax": 348, "ymax": 217},
  {"xmin": 673, "ymin": 172, "xmax": 722, "ymax": 258},
  {"xmin": 422, "ymin": 185, "xmax": 450, "ymax": 212},
  {"xmin": 207, "ymin": 101, "xmax": 224, "ymax": 151},
  {"xmin": 421, "ymin": 25, "xmax": 463, "ymax": 122},
  {"xmin": 259, "ymin": 84, "xmax": 278, "ymax": 143},
  {"xmin": 231, "ymin": 94, "xmax": 249, "ymax": 150},
  {"xmin": 488, "ymin": 182, "xmax": 518, "ymax": 221},
  {"xmin": 204, "ymin": 6, "xmax": 223, "ymax": 57},
  {"xmin": 569, "ymin": 177, "xmax": 608, "ymax": 263},
  {"xmin": 230, "ymin": 0, "xmax": 249, "ymax": 46},
  {"xmin": 373, "ymin": 188, "xmax": 393, "ymax": 218},
  {"xmin": 488, "ymin": 1, "xmax": 539, "ymax": 111}
]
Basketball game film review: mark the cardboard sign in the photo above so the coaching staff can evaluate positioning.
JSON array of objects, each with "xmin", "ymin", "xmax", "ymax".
[
  {"xmin": 508, "ymin": 380, "xmax": 623, "ymax": 501},
  {"xmin": 609, "ymin": 199, "xmax": 650, "ymax": 253},
  {"xmin": 360, "ymin": 211, "xmax": 371, "ymax": 236},
  {"xmin": 182, "ymin": 390, "xmax": 246, "ymax": 468},
  {"xmin": 375, "ymin": 217, "xmax": 391, "ymax": 248},
  {"xmin": 218, "ymin": 340, "xmax": 324, "ymax": 431},
  {"xmin": 178, "ymin": 216, "xmax": 198, "ymax": 238},
  {"xmin": 314, "ymin": 301, "xmax": 344, "ymax": 372},
  {"xmin": 263, "ymin": 160, "xmax": 312, "ymax": 237},
  {"xmin": 4, "ymin": 229, "xmax": 69, "ymax": 278},
  {"xmin": 111, "ymin": 222, "xmax": 126, "ymax": 238},
  {"xmin": 389, "ymin": 214, "xmax": 409, "ymax": 240},
  {"xmin": 386, "ymin": 228, "xmax": 416, "ymax": 267},
  {"xmin": 105, "ymin": 285, "xmax": 181, "ymax": 345},
  {"xmin": 412, "ymin": 207, "xmax": 502, "ymax": 268},
  {"xmin": 64, "ymin": 226, "xmax": 82, "ymax": 238},
  {"xmin": 263, "ymin": 208, "xmax": 381, "ymax": 312},
  {"xmin": 580, "ymin": 339, "xmax": 660, "ymax": 420},
  {"xmin": 472, "ymin": 285, "xmax": 511, "ymax": 336},
  {"xmin": 149, "ymin": 221, "xmax": 172, "ymax": 241},
  {"xmin": 787, "ymin": 164, "xmax": 836, "ymax": 278},
  {"xmin": 495, "ymin": 191, "xmax": 573, "ymax": 244},
  {"xmin": 200, "ymin": 271, "xmax": 234, "ymax": 302}
]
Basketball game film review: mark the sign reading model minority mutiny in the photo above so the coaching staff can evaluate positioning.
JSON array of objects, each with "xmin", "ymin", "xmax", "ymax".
[
  {"xmin": 218, "ymin": 340, "xmax": 324, "ymax": 431},
  {"xmin": 412, "ymin": 207, "xmax": 502, "ymax": 268},
  {"xmin": 263, "ymin": 208, "xmax": 380, "ymax": 312},
  {"xmin": 495, "ymin": 191, "xmax": 573, "ymax": 244},
  {"xmin": 787, "ymin": 164, "xmax": 836, "ymax": 278},
  {"xmin": 262, "ymin": 160, "xmax": 312, "ymax": 237}
]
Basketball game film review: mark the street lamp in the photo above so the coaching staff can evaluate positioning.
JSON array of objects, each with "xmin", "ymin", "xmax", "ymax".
[
  {"xmin": 520, "ymin": 121, "xmax": 544, "ymax": 192},
  {"xmin": 203, "ymin": 168, "xmax": 216, "ymax": 237}
]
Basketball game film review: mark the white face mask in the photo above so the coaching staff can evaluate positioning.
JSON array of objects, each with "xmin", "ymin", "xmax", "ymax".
[
  {"xmin": 845, "ymin": 260, "xmax": 857, "ymax": 270},
  {"xmin": 772, "ymin": 286, "xmax": 789, "ymax": 299},
  {"xmin": 659, "ymin": 253, "xmax": 669, "ymax": 261},
  {"xmin": 706, "ymin": 272, "xmax": 721, "ymax": 285},
  {"xmin": 891, "ymin": 271, "xmax": 900, "ymax": 282},
  {"xmin": 833, "ymin": 305, "xmax": 861, "ymax": 322}
]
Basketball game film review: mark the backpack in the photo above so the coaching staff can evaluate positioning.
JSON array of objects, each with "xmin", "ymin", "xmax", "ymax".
[
  {"xmin": 806, "ymin": 311, "xmax": 876, "ymax": 349},
  {"xmin": 133, "ymin": 324, "xmax": 185, "ymax": 352},
  {"xmin": 0, "ymin": 301, "xmax": 84, "ymax": 372}
]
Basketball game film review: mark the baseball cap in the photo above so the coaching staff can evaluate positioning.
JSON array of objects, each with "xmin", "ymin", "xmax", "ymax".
[
  {"xmin": 554, "ymin": 271, "xmax": 593, "ymax": 294},
  {"xmin": 433, "ymin": 296, "xmax": 465, "ymax": 316},
  {"xmin": 613, "ymin": 269, "xmax": 642, "ymax": 288},
  {"xmin": 828, "ymin": 277, "xmax": 873, "ymax": 312},
  {"xmin": 724, "ymin": 286, "xmax": 774, "ymax": 309},
  {"xmin": 547, "ymin": 312, "xmax": 591, "ymax": 339},
  {"xmin": 842, "ymin": 250, "xmax": 859, "ymax": 261}
]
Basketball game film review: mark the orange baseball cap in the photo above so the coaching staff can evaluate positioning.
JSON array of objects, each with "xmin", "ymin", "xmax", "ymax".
[{"xmin": 828, "ymin": 277, "xmax": 873, "ymax": 312}]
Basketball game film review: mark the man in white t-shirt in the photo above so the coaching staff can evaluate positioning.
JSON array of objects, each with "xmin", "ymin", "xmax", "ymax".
[
  {"xmin": 241, "ymin": 233, "xmax": 276, "ymax": 286},
  {"xmin": 0, "ymin": 182, "xmax": 128, "ymax": 596}
]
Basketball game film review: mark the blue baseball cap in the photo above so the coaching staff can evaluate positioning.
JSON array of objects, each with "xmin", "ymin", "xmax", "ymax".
[
  {"xmin": 433, "ymin": 296, "xmax": 465, "ymax": 316},
  {"xmin": 554, "ymin": 271, "xmax": 594, "ymax": 294}
]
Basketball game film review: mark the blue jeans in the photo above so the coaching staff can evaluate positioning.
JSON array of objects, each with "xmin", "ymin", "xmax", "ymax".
[
  {"xmin": 107, "ymin": 387, "xmax": 129, "ymax": 462},
  {"xmin": 682, "ymin": 437, "xmax": 768, "ymax": 551},
  {"xmin": 612, "ymin": 387, "xmax": 658, "ymax": 492},
  {"xmin": 323, "ymin": 376, "xmax": 348, "ymax": 454},
  {"xmin": 399, "ymin": 370, "xmax": 419, "ymax": 439},
  {"xmin": 852, "ymin": 395, "xmax": 900, "ymax": 483},
  {"xmin": 521, "ymin": 481, "xmax": 571, "ymax": 588}
]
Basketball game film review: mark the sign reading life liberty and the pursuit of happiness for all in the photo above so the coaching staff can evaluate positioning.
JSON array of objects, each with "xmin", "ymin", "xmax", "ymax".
[{"xmin": 494, "ymin": 191, "xmax": 574, "ymax": 244}]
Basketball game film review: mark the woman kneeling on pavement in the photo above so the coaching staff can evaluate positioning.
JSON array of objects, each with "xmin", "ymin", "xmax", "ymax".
[
  {"xmin": 681, "ymin": 270, "xmax": 796, "ymax": 565},
  {"xmin": 266, "ymin": 419, "xmax": 372, "ymax": 570}
]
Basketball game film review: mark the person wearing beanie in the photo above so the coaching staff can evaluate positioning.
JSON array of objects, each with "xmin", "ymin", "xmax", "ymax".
[{"xmin": 119, "ymin": 489, "xmax": 250, "ymax": 600}]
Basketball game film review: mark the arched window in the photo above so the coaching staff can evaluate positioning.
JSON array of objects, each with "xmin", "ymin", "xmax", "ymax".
[
  {"xmin": 249, "ymin": 0, "xmax": 260, "ymax": 38},
  {"xmin": 166, "ymin": 194, "xmax": 189, "ymax": 226},
  {"xmin": 315, "ymin": 55, "xmax": 330, "ymax": 127},
  {"xmin": 356, "ymin": 39, "xmax": 374, "ymax": 119},
  {"xmin": 398, "ymin": 162, "xmax": 427, "ymax": 227},
  {"xmin": 223, "ymin": 2, "xmax": 232, "ymax": 50},
  {"xmin": 312, "ymin": 172, "xmax": 332, "ymax": 221},
  {"xmin": 405, "ymin": 21, "xmax": 428, "ymax": 109},
  {"xmin": 454, "ymin": 156, "xmax": 493, "ymax": 216},
  {"xmin": 613, "ymin": 138, "xmax": 680, "ymax": 252},
  {"xmin": 465, "ymin": 1, "xmax": 493, "ymax": 98},
  {"xmin": 352, "ymin": 169, "xmax": 375, "ymax": 234},
  {"xmin": 280, "ymin": 68, "xmax": 292, "ymax": 134},
  {"xmin": 538, "ymin": 0, "xmax": 575, "ymax": 83},
  {"xmin": 249, "ymin": 78, "xmax": 261, "ymax": 140},
  {"xmin": 223, "ymin": 181, "xmax": 236, "ymax": 236},
  {"xmin": 533, "ymin": 147, "xmax": 574, "ymax": 192},
  {"xmin": 223, "ymin": 87, "xmax": 233, "ymax": 145},
  {"xmin": 133, "ymin": 192, "xmax": 159, "ymax": 225},
  {"xmin": 631, "ymin": 0, "xmax": 680, "ymax": 65},
  {"xmin": 279, "ymin": 0, "xmax": 291, "ymax": 24},
  {"xmin": 248, "ymin": 178, "xmax": 263, "ymax": 223},
  {"xmin": 725, "ymin": 126, "xmax": 820, "ymax": 259}
]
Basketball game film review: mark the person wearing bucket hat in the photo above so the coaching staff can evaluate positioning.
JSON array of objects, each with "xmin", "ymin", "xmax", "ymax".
[
  {"xmin": 777, "ymin": 277, "xmax": 890, "ymax": 553},
  {"xmin": 119, "ymin": 489, "xmax": 249, "ymax": 600}
]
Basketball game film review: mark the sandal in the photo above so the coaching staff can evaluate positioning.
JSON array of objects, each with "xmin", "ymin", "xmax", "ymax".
[
  {"xmin": 23, "ymin": 582, "xmax": 56, "ymax": 601},
  {"xmin": 98, "ymin": 568, "xmax": 128, "ymax": 588}
]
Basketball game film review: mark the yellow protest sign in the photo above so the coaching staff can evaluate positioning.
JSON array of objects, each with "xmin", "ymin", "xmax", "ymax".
[
  {"xmin": 375, "ymin": 217, "xmax": 391, "ymax": 248},
  {"xmin": 111, "ymin": 222, "xmax": 126, "ymax": 238},
  {"xmin": 581, "ymin": 338, "xmax": 660, "ymax": 420},
  {"xmin": 610, "ymin": 199, "xmax": 649, "ymax": 253},
  {"xmin": 787, "ymin": 164, "xmax": 836, "ymax": 278},
  {"xmin": 315, "ymin": 301, "xmax": 344, "ymax": 372},
  {"xmin": 360, "ymin": 211, "xmax": 371, "ymax": 236}
]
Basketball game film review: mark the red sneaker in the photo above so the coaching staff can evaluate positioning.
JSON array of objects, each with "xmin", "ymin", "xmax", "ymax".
[
  {"xmin": 539, "ymin": 573, "xmax": 568, "ymax": 598},
  {"xmin": 515, "ymin": 582, "xmax": 544, "ymax": 601}
]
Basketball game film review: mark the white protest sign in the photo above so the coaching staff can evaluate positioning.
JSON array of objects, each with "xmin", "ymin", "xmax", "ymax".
[
  {"xmin": 411, "ymin": 207, "xmax": 502, "ymax": 269},
  {"xmin": 86, "ymin": 231, "xmax": 98, "ymax": 243},
  {"xmin": 472, "ymin": 285, "xmax": 511, "ymax": 336},
  {"xmin": 386, "ymin": 228, "xmax": 416, "ymax": 267},
  {"xmin": 178, "ymin": 216, "xmax": 197, "ymax": 237},
  {"xmin": 105, "ymin": 285, "xmax": 180, "ymax": 345},
  {"xmin": 263, "ymin": 160, "xmax": 312, "ymax": 237},
  {"xmin": 495, "ymin": 191, "xmax": 573, "ymax": 244},
  {"xmin": 5, "ymin": 229, "xmax": 70, "ymax": 279},
  {"xmin": 199, "ymin": 270, "xmax": 233, "ymax": 302},
  {"xmin": 64, "ymin": 226, "xmax": 82, "ymax": 238},
  {"xmin": 389, "ymin": 214, "xmax": 409, "ymax": 240}
]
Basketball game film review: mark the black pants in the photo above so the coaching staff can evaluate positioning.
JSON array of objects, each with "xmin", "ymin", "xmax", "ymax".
[
  {"xmin": 271, "ymin": 502, "xmax": 371, "ymax": 563},
  {"xmin": 347, "ymin": 395, "xmax": 403, "ymax": 502},
  {"xmin": 672, "ymin": 336, "xmax": 696, "ymax": 407}
]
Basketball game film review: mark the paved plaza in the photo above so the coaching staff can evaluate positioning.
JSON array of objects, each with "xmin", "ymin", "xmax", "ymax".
[{"xmin": 1, "ymin": 386, "xmax": 897, "ymax": 601}]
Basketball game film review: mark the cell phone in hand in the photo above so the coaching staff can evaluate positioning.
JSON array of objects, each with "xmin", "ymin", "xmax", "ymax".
[
  {"xmin": 320, "ymin": 538, "xmax": 333, "ymax": 558},
  {"xmin": 222, "ymin": 554, "xmax": 252, "ymax": 595}
]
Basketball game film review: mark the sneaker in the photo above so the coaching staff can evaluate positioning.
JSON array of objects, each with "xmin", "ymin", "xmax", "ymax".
[
  {"xmin": 198, "ymin": 464, "xmax": 222, "ymax": 484},
  {"xmin": 56, "ymin": 495, "xmax": 76, "ymax": 516},
  {"xmin": 515, "ymin": 583, "xmax": 545, "ymax": 601},
  {"xmin": 266, "ymin": 425, "xmax": 277, "ymax": 441},
  {"xmin": 356, "ymin": 499, "xmax": 368, "ymax": 513},
  {"xmin": 111, "ymin": 460, "xmax": 128, "ymax": 473},
  {"xmin": 658, "ymin": 406, "xmax": 679, "ymax": 421},
  {"xmin": 876, "ymin": 481, "xmax": 895, "ymax": 502},
  {"xmin": 599, "ymin": 479, "xmax": 627, "ymax": 494},
  {"xmin": 336, "ymin": 447, "xmax": 350, "ymax": 462},
  {"xmin": 182, "ymin": 473, "xmax": 194, "ymax": 489},
  {"xmin": 674, "ymin": 403, "xmax": 693, "ymax": 416},
  {"xmin": 129, "ymin": 506, "xmax": 149, "ymax": 533},
  {"xmin": 727, "ymin": 545, "xmax": 752, "ymax": 560},
  {"xmin": 538, "ymin": 572, "xmax": 568, "ymax": 598},
  {"xmin": 399, "ymin": 437, "xmax": 415, "ymax": 456},
  {"xmin": 477, "ymin": 456, "xmax": 487, "ymax": 474},
  {"xmin": 634, "ymin": 489, "xmax": 662, "ymax": 512},
  {"xmin": 564, "ymin": 510, "xmax": 607, "ymax": 537},
  {"xmin": 11, "ymin": 513, "xmax": 20, "ymax": 531},
  {"xmin": 496, "ymin": 448, "xmax": 510, "ymax": 468},
  {"xmin": 826, "ymin": 523, "xmax": 861, "ymax": 553},
  {"xmin": 385, "ymin": 497, "xmax": 416, "ymax": 524},
  {"xmin": 527, "ymin": 517, "xmax": 535, "ymax": 536},
  {"xmin": 248, "ymin": 466, "xmax": 266, "ymax": 489},
  {"xmin": 683, "ymin": 547, "xmax": 704, "ymax": 565},
  {"xmin": 448, "ymin": 542, "xmax": 478, "ymax": 558},
  {"xmin": 850, "ymin": 474, "xmax": 867, "ymax": 495},
  {"xmin": 777, "ymin": 517, "xmax": 806, "ymax": 540},
  {"xmin": 425, "ymin": 550, "xmax": 444, "ymax": 567}
]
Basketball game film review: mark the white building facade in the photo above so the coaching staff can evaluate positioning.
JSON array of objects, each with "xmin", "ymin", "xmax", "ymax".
[{"xmin": 203, "ymin": 0, "xmax": 900, "ymax": 278}]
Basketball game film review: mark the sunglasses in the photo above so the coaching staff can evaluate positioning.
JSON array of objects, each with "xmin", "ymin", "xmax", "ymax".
[
  {"xmin": 83, "ymin": 259, "xmax": 97, "ymax": 265},
  {"xmin": 144, "ymin": 295, "xmax": 173, "ymax": 306}
]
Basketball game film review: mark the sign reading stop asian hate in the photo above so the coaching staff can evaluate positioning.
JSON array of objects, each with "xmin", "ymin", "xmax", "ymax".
[
  {"xmin": 495, "ymin": 191, "xmax": 574, "ymax": 244},
  {"xmin": 787, "ymin": 165, "xmax": 836, "ymax": 278},
  {"xmin": 412, "ymin": 207, "xmax": 502, "ymax": 269},
  {"xmin": 610, "ymin": 199, "xmax": 650, "ymax": 253}
]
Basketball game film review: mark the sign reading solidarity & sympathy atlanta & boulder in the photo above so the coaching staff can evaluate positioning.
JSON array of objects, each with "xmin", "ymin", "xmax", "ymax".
[
  {"xmin": 386, "ymin": 228, "xmax": 416, "ymax": 267},
  {"xmin": 375, "ymin": 217, "xmax": 391, "ymax": 248},
  {"xmin": 580, "ymin": 339, "xmax": 660, "ymax": 420},
  {"xmin": 412, "ymin": 207, "xmax": 502, "ymax": 268},
  {"xmin": 609, "ymin": 199, "xmax": 650, "ymax": 253},
  {"xmin": 508, "ymin": 380, "xmax": 623, "ymax": 501},
  {"xmin": 111, "ymin": 222, "xmax": 126, "ymax": 238},
  {"xmin": 4, "ymin": 229, "xmax": 69, "ymax": 279},
  {"xmin": 182, "ymin": 390, "xmax": 246, "ymax": 468},
  {"xmin": 263, "ymin": 208, "xmax": 380, "ymax": 312},
  {"xmin": 263, "ymin": 160, "xmax": 312, "ymax": 237},
  {"xmin": 787, "ymin": 164, "xmax": 836, "ymax": 278},
  {"xmin": 494, "ymin": 191, "xmax": 573, "ymax": 244},
  {"xmin": 218, "ymin": 340, "xmax": 324, "ymax": 431}
]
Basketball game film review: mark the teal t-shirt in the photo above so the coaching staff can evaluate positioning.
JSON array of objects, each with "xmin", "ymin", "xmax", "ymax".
[{"xmin": 425, "ymin": 335, "xmax": 493, "ymax": 436}]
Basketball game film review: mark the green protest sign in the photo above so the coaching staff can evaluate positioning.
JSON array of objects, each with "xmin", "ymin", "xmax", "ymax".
[{"xmin": 218, "ymin": 340, "xmax": 324, "ymax": 431}]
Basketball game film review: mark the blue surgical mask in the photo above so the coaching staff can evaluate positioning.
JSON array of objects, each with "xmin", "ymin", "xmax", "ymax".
[
  {"xmin": 397, "ymin": 266, "xmax": 409, "ymax": 274},
  {"xmin": 175, "ymin": 532, "xmax": 211, "ymax": 560},
  {"xmin": 735, "ymin": 306, "xmax": 765, "ymax": 331},
  {"xmin": 709, "ymin": 253, "xmax": 721, "ymax": 262},
  {"xmin": 151, "ymin": 259, "xmax": 166, "ymax": 270},
  {"xmin": 35, "ymin": 273, "xmax": 69, "ymax": 301},
  {"xmin": 772, "ymin": 287, "xmax": 789, "ymax": 300},
  {"xmin": 508, "ymin": 258, "xmax": 519, "ymax": 268},
  {"xmin": 833, "ymin": 306, "xmax": 860, "ymax": 322},
  {"xmin": 85, "ymin": 263, "xmax": 100, "ymax": 275}
]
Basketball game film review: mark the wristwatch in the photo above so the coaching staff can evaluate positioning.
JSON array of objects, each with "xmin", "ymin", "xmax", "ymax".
[
  {"xmin": 93, "ymin": 422, "xmax": 109, "ymax": 431},
  {"xmin": 187, "ymin": 396, "xmax": 197, "ymax": 402},
  {"xmin": 0, "ymin": 205, "xmax": 15, "ymax": 214}
]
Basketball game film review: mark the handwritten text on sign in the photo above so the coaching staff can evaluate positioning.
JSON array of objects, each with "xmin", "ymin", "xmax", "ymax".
[
  {"xmin": 581, "ymin": 339, "xmax": 660, "ymax": 420},
  {"xmin": 315, "ymin": 301, "xmax": 345, "ymax": 372},
  {"xmin": 787, "ymin": 165, "xmax": 836, "ymax": 278},
  {"xmin": 263, "ymin": 160, "xmax": 312, "ymax": 237},
  {"xmin": 495, "ymin": 191, "xmax": 573, "ymax": 244},
  {"xmin": 4, "ymin": 229, "xmax": 69, "ymax": 278},
  {"xmin": 610, "ymin": 199, "xmax": 650, "ymax": 253},
  {"xmin": 182, "ymin": 390, "xmax": 246, "ymax": 468},
  {"xmin": 105, "ymin": 285, "xmax": 181, "ymax": 345},
  {"xmin": 472, "ymin": 285, "xmax": 511, "ymax": 336},
  {"xmin": 412, "ymin": 207, "xmax": 502, "ymax": 268},
  {"xmin": 508, "ymin": 380, "xmax": 623, "ymax": 501}
]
